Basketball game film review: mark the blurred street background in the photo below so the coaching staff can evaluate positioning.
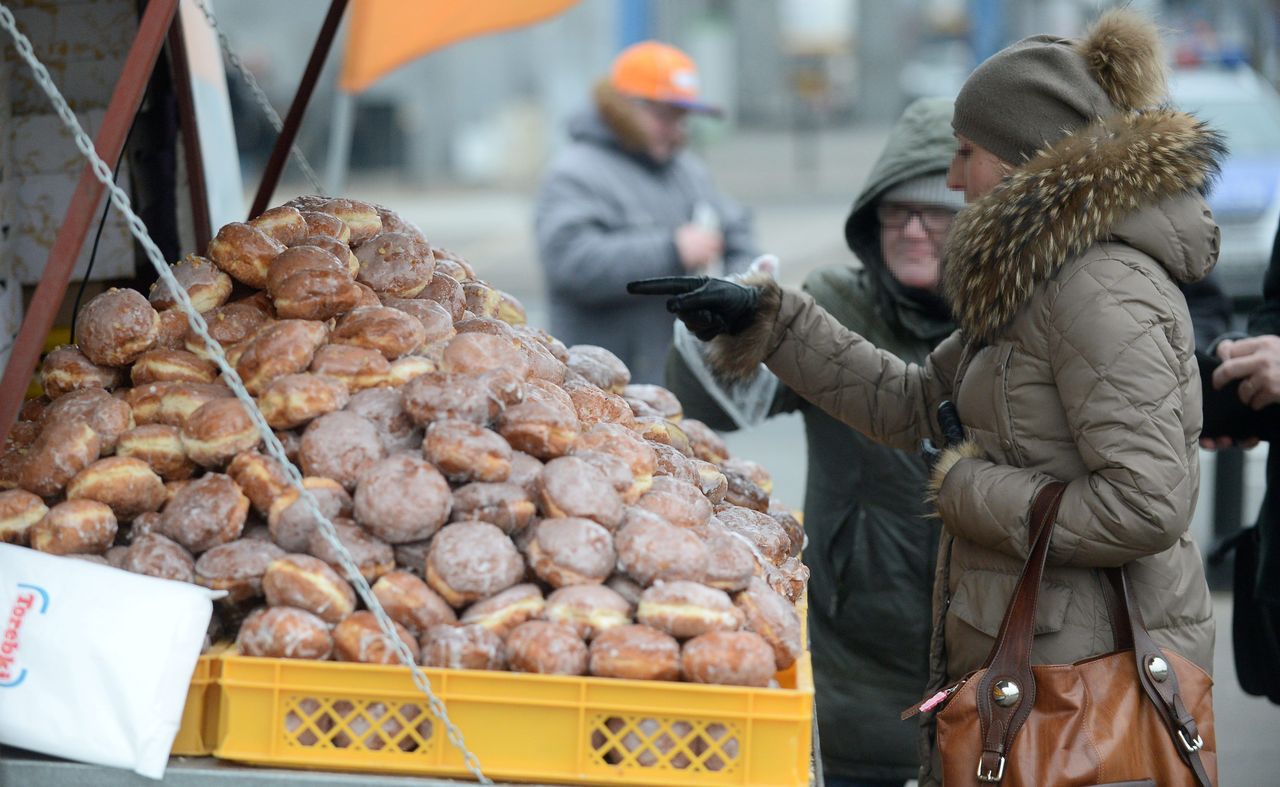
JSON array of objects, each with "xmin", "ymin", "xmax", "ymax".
[{"xmin": 207, "ymin": 0, "xmax": 1280, "ymax": 781}]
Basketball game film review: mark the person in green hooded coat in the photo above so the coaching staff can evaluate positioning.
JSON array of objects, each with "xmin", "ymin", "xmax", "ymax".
[{"xmin": 665, "ymin": 97, "xmax": 962, "ymax": 786}]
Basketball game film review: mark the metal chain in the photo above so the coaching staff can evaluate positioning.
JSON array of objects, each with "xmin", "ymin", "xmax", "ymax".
[
  {"xmin": 0, "ymin": 6, "xmax": 488, "ymax": 782},
  {"xmin": 191, "ymin": 0, "xmax": 326, "ymax": 195}
]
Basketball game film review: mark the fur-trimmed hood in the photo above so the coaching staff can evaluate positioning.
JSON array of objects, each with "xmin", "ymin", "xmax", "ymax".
[{"xmin": 942, "ymin": 108, "xmax": 1227, "ymax": 344}]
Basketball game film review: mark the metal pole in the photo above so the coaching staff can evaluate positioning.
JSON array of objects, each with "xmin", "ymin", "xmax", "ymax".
[
  {"xmin": 0, "ymin": 0, "xmax": 179, "ymax": 440},
  {"xmin": 167, "ymin": 6, "xmax": 212, "ymax": 252},
  {"xmin": 248, "ymin": 0, "xmax": 349, "ymax": 218},
  {"xmin": 617, "ymin": 0, "xmax": 651, "ymax": 49},
  {"xmin": 324, "ymin": 90, "xmax": 356, "ymax": 195}
]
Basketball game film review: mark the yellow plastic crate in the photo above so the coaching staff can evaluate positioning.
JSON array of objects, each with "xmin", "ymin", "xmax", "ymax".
[
  {"xmin": 172, "ymin": 650, "xmax": 223, "ymax": 756},
  {"xmin": 215, "ymin": 649, "xmax": 813, "ymax": 786}
]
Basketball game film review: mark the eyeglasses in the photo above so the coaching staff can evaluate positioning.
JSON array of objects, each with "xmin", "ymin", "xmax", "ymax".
[{"xmin": 876, "ymin": 203, "xmax": 957, "ymax": 235}]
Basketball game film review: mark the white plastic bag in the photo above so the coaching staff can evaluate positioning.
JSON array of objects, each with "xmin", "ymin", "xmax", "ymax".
[{"xmin": 0, "ymin": 544, "xmax": 217, "ymax": 779}]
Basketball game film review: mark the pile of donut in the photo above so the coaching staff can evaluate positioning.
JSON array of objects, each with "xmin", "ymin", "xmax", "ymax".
[{"xmin": 0, "ymin": 195, "xmax": 809, "ymax": 689}]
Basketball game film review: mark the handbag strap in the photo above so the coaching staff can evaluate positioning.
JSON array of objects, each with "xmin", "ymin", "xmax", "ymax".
[{"xmin": 971, "ymin": 482, "xmax": 1213, "ymax": 786}]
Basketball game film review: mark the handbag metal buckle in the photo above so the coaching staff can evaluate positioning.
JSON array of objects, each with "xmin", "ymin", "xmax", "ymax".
[
  {"xmin": 1178, "ymin": 727, "xmax": 1205, "ymax": 753},
  {"xmin": 976, "ymin": 755, "xmax": 1005, "ymax": 782}
]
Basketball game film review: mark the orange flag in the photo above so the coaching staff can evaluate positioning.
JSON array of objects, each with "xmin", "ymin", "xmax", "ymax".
[{"xmin": 339, "ymin": 0, "xmax": 581, "ymax": 93}]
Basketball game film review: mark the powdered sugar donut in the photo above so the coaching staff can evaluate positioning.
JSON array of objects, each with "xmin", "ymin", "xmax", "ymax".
[
  {"xmin": 541, "ymin": 585, "xmax": 632, "ymax": 640},
  {"xmin": 536, "ymin": 456, "xmax": 623, "ymax": 529},
  {"xmin": 565, "ymin": 345, "xmax": 629, "ymax": 393},
  {"xmin": 574, "ymin": 450, "xmax": 642, "ymax": 504},
  {"xmin": 589, "ymin": 624, "xmax": 681, "ymax": 681},
  {"xmin": 734, "ymin": 576, "xmax": 801, "ymax": 669},
  {"xmin": 650, "ymin": 442, "xmax": 699, "ymax": 486},
  {"xmin": 66, "ymin": 456, "xmax": 165, "ymax": 521},
  {"xmin": 424, "ymin": 521, "xmax": 524, "ymax": 607},
  {"xmin": 637, "ymin": 581, "xmax": 743, "ymax": 639},
  {"xmin": 681, "ymin": 418, "xmax": 729, "ymax": 464},
  {"xmin": 353, "ymin": 454, "xmax": 451, "ymax": 543},
  {"xmin": 371, "ymin": 570, "xmax": 457, "ymax": 635},
  {"xmin": 417, "ymin": 271, "xmax": 465, "ymax": 321},
  {"xmin": 614, "ymin": 510, "xmax": 708, "ymax": 586},
  {"xmin": 309, "ymin": 344, "xmax": 390, "ymax": 392},
  {"xmin": 318, "ymin": 198, "xmax": 382, "ymax": 244},
  {"xmin": 0, "ymin": 489, "xmax": 47, "ymax": 544},
  {"xmin": 448, "ymin": 482, "xmax": 535, "ymax": 535},
  {"xmin": 562, "ymin": 379, "xmax": 636, "ymax": 430},
  {"xmin": 150, "ymin": 254, "xmax": 233, "ymax": 313},
  {"xmin": 693, "ymin": 459, "xmax": 728, "ymax": 504},
  {"xmin": 257, "ymin": 373, "xmax": 350, "ymax": 430},
  {"xmin": 235, "ymin": 320, "xmax": 328, "ymax": 396},
  {"xmin": 526, "ymin": 517, "xmax": 616, "ymax": 587},
  {"xmin": 299, "ymin": 411, "xmax": 386, "ymax": 490},
  {"xmin": 227, "ymin": 450, "xmax": 290, "ymax": 516},
  {"xmin": 267, "ymin": 477, "xmax": 352, "ymax": 552},
  {"xmin": 131, "ymin": 349, "xmax": 219, "ymax": 385},
  {"xmin": 123, "ymin": 532, "xmax": 196, "ymax": 582},
  {"xmin": 496, "ymin": 399, "xmax": 579, "ymax": 461},
  {"xmin": 263, "ymin": 553, "xmax": 356, "ymax": 624},
  {"xmin": 506, "ymin": 451, "xmax": 543, "ymax": 497},
  {"xmin": 423, "ymin": 419, "xmax": 511, "ymax": 484},
  {"xmin": 440, "ymin": 332, "xmax": 529, "ymax": 378},
  {"xmin": 41, "ymin": 346, "xmax": 126, "ymax": 398},
  {"xmin": 571, "ymin": 423, "xmax": 657, "ymax": 482},
  {"xmin": 635, "ymin": 417, "xmax": 692, "ymax": 458},
  {"xmin": 714, "ymin": 505, "xmax": 790, "ymax": 566},
  {"xmin": 19, "ymin": 419, "xmax": 100, "ymax": 497},
  {"xmin": 333, "ymin": 611, "xmax": 418, "ymax": 664},
  {"xmin": 208, "ymin": 221, "xmax": 285, "ymax": 288},
  {"xmin": 402, "ymin": 372, "xmax": 502, "ymax": 426},
  {"xmin": 77, "ymin": 288, "xmax": 160, "ymax": 367},
  {"xmin": 622, "ymin": 384, "xmax": 682, "ymax": 422},
  {"xmin": 682, "ymin": 630, "xmax": 776, "ymax": 687},
  {"xmin": 635, "ymin": 476, "xmax": 712, "ymax": 532},
  {"xmin": 306, "ymin": 517, "xmax": 395, "ymax": 582},
  {"xmin": 195, "ymin": 538, "xmax": 285, "ymax": 602},
  {"xmin": 29, "ymin": 499, "xmax": 116, "ymax": 555},
  {"xmin": 330, "ymin": 306, "xmax": 425, "ymax": 360},
  {"xmin": 459, "ymin": 583, "xmax": 544, "ymax": 638},
  {"xmin": 249, "ymin": 205, "xmax": 308, "ymax": 246},
  {"xmin": 181, "ymin": 398, "xmax": 260, "ymax": 468},
  {"xmin": 237, "ymin": 606, "xmax": 333, "ymax": 660},
  {"xmin": 44, "ymin": 386, "xmax": 134, "ymax": 454},
  {"xmin": 356, "ymin": 232, "xmax": 434, "ymax": 297},
  {"xmin": 344, "ymin": 388, "xmax": 420, "ymax": 453},
  {"xmin": 701, "ymin": 521, "xmax": 756, "ymax": 593},
  {"xmin": 159, "ymin": 472, "xmax": 248, "ymax": 553}
]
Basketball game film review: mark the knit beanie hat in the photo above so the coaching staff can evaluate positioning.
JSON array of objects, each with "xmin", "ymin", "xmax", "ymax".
[
  {"xmin": 880, "ymin": 173, "xmax": 966, "ymax": 212},
  {"xmin": 952, "ymin": 9, "xmax": 1167, "ymax": 164}
]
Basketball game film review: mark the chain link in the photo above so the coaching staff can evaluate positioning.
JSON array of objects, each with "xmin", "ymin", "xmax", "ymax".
[
  {"xmin": 0, "ymin": 5, "xmax": 488, "ymax": 782},
  {"xmin": 191, "ymin": 0, "xmax": 326, "ymax": 195}
]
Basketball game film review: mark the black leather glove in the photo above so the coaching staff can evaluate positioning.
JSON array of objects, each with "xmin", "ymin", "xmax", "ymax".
[
  {"xmin": 627, "ymin": 276, "xmax": 761, "ymax": 341},
  {"xmin": 920, "ymin": 400, "xmax": 965, "ymax": 470}
]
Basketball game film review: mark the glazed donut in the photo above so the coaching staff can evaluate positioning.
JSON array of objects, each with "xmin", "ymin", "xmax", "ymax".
[
  {"xmin": 496, "ymin": 399, "xmax": 579, "ymax": 461},
  {"xmin": 768, "ymin": 500, "xmax": 805, "ymax": 558},
  {"xmin": 701, "ymin": 522, "xmax": 756, "ymax": 593},
  {"xmin": 681, "ymin": 419, "xmax": 729, "ymax": 464},
  {"xmin": 423, "ymin": 419, "xmax": 512, "ymax": 483},
  {"xmin": 189, "ymin": 299, "xmax": 273, "ymax": 357},
  {"xmin": 634, "ymin": 476, "xmax": 712, "ymax": 532},
  {"xmin": 562, "ymin": 379, "xmax": 636, "ymax": 430},
  {"xmin": 448, "ymin": 482, "xmax": 535, "ymax": 535},
  {"xmin": 181, "ymin": 398, "xmax": 260, "ymax": 468},
  {"xmin": 430, "ymin": 247, "xmax": 475, "ymax": 281},
  {"xmin": 131, "ymin": 349, "xmax": 218, "ymax": 385},
  {"xmin": 440, "ymin": 332, "xmax": 528, "ymax": 378},
  {"xmin": 208, "ymin": 221, "xmax": 285, "ymax": 288},
  {"xmin": 333, "ymin": 611, "xmax": 418, "ymax": 664},
  {"xmin": 416, "ymin": 271, "xmax": 465, "ymax": 321},
  {"xmin": 635, "ymin": 417, "xmax": 692, "ymax": 458},
  {"xmin": 129, "ymin": 381, "xmax": 234, "ymax": 429},
  {"xmin": 299, "ymin": 210, "xmax": 350, "ymax": 243},
  {"xmin": 402, "ymin": 371, "xmax": 502, "ymax": 426},
  {"xmin": 536, "ymin": 456, "xmax": 623, "ymax": 529},
  {"xmin": 263, "ymin": 553, "xmax": 357, "ymax": 624},
  {"xmin": 771, "ymin": 557, "xmax": 810, "ymax": 603},
  {"xmin": 154, "ymin": 309, "xmax": 191, "ymax": 351},
  {"xmin": 309, "ymin": 344, "xmax": 391, "ymax": 392},
  {"xmin": 722, "ymin": 468, "xmax": 770, "ymax": 513},
  {"xmin": 541, "ymin": 585, "xmax": 632, "ymax": 640},
  {"xmin": 683, "ymin": 630, "xmax": 775, "ymax": 688},
  {"xmin": 513, "ymin": 331, "xmax": 567, "ymax": 385},
  {"xmin": 44, "ymin": 386, "xmax": 134, "ymax": 453},
  {"xmin": 344, "ymin": 387, "xmax": 420, "ymax": 453},
  {"xmin": 299, "ymin": 234, "xmax": 359, "ymax": 275},
  {"xmin": 265, "ymin": 243, "xmax": 347, "ymax": 290},
  {"xmin": 0, "ymin": 489, "xmax": 48, "ymax": 544},
  {"xmin": 506, "ymin": 620, "xmax": 588, "ymax": 675},
  {"xmin": 235, "ymin": 320, "xmax": 329, "ymax": 396},
  {"xmin": 122, "ymin": 532, "xmax": 196, "ymax": 582},
  {"xmin": 636, "ymin": 580, "xmax": 743, "ymax": 639},
  {"xmin": 385, "ymin": 356, "xmax": 435, "ymax": 387},
  {"xmin": 116, "ymin": 423, "xmax": 194, "ymax": 481},
  {"xmin": 614, "ymin": 511, "xmax": 708, "ymax": 586},
  {"xmin": 734, "ymin": 576, "xmax": 802, "ymax": 669},
  {"xmin": 330, "ymin": 306, "xmax": 425, "ymax": 361},
  {"xmin": 565, "ymin": 345, "xmax": 629, "ymax": 393},
  {"xmin": 355, "ymin": 232, "xmax": 434, "ymax": 297},
  {"xmin": 19, "ymin": 419, "xmax": 100, "ymax": 497},
  {"xmin": 274, "ymin": 429, "xmax": 302, "ymax": 464},
  {"xmin": 571, "ymin": 423, "xmax": 656, "ymax": 483},
  {"xmin": 392, "ymin": 539, "xmax": 432, "ymax": 577},
  {"xmin": 506, "ymin": 451, "xmax": 543, "ymax": 497},
  {"xmin": 306, "ymin": 517, "xmax": 395, "ymax": 582},
  {"xmin": 605, "ymin": 573, "xmax": 644, "ymax": 608},
  {"xmin": 318, "ymin": 198, "xmax": 382, "ymax": 243},
  {"xmin": 419, "ymin": 623, "xmax": 506, "ymax": 670},
  {"xmin": 299, "ymin": 411, "xmax": 386, "ymax": 490},
  {"xmin": 371, "ymin": 570, "xmax": 457, "ymax": 634},
  {"xmin": 459, "ymin": 583, "xmax": 544, "ymax": 638},
  {"xmin": 76, "ymin": 288, "xmax": 160, "ymax": 367},
  {"xmin": 248, "ymin": 205, "xmax": 308, "ymax": 246},
  {"xmin": 237, "ymin": 605, "xmax": 334, "ymax": 660},
  {"xmin": 622, "ymin": 384, "xmax": 683, "ymax": 423},
  {"xmin": 271, "ymin": 265, "xmax": 363, "ymax": 322},
  {"xmin": 127, "ymin": 510, "xmax": 163, "ymax": 541},
  {"xmin": 160, "ymin": 472, "xmax": 248, "ymax": 553},
  {"xmin": 495, "ymin": 290, "xmax": 526, "ymax": 326},
  {"xmin": 381, "ymin": 297, "xmax": 454, "ymax": 346},
  {"xmin": 524, "ymin": 378, "xmax": 574, "ymax": 413},
  {"xmin": 527, "ymin": 517, "xmax": 616, "ymax": 587},
  {"xmin": 41, "ymin": 346, "xmax": 126, "ymax": 398},
  {"xmin": 424, "ymin": 521, "xmax": 524, "ymax": 607},
  {"xmin": 66, "ymin": 456, "xmax": 166, "ymax": 521},
  {"xmin": 649, "ymin": 442, "xmax": 699, "ymax": 486},
  {"xmin": 692, "ymin": 459, "xmax": 728, "ymax": 505},
  {"xmin": 714, "ymin": 505, "xmax": 790, "ymax": 566},
  {"xmin": 149, "ymin": 254, "xmax": 233, "ymax": 313},
  {"xmin": 29, "ymin": 499, "xmax": 117, "ymax": 555},
  {"xmin": 589, "ymin": 624, "xmax": 681, "ymax": 681},
  {"xmin": 353, "ymin": 453, "xmax": 451, "ymax": 543},
  {"xmin": 723, "ymin": 458, "xmax": 773, "ymax": 494},
  {"xmin": 267, "ymin": 476, "xmax": 352, "ymax": 552},
  {"xmin": 195, "ymin": 538, "xmax": 285, "ymax": 603},
  {"xmin": 257, "ymin": 373, "xmax": 350, "ymax": 430},
  {"xmin": 460, "ymin": 279, "xmax": 501, "ymax": 318}
]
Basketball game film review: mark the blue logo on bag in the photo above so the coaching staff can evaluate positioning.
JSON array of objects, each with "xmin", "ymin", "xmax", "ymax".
[{"xmin": 0, "ymin": 583, "xmax": 49, "ymax": 689}]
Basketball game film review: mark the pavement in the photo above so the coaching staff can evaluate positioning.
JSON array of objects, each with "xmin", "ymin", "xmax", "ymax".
[{"xmin": 263, "ymin": 124, "xmax": 1280, "ymax": 783}]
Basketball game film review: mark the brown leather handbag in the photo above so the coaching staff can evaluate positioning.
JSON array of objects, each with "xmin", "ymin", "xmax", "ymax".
[{"xmin": 931, "ymin": 482, "xmax": 1217, "ymax": 786}]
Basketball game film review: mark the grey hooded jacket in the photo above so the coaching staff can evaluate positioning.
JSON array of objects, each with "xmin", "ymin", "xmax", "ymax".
[{"xmin": 534, "ymin": 84, "xmax": 757, "ymax": 384}]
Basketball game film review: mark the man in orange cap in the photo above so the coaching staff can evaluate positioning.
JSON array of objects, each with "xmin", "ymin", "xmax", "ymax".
[{"xmin": 534, "ymin": 40, "xmax": 758, "ymax": 384}]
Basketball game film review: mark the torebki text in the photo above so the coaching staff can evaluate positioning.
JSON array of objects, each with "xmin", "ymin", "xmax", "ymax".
[{"xmin": 1, "ymin": 584, "xmax": 47, "ymax": 687}]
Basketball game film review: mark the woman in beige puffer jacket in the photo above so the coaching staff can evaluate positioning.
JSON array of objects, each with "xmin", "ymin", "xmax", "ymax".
[{"xmin": 631, "ymin": 10, "xmax": 1225, "ymax": 785}]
